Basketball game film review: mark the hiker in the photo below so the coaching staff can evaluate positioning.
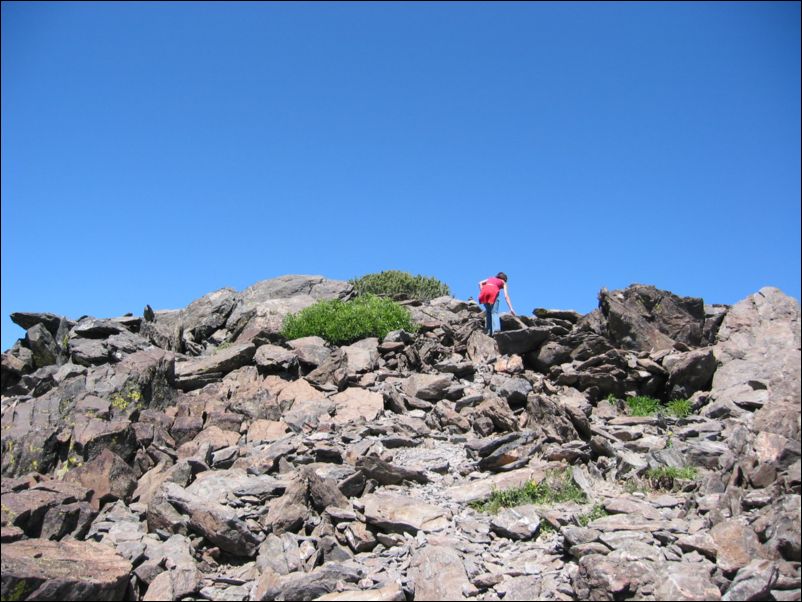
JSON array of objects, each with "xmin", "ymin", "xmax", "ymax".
[{"xmin": 478, "ymin": 272, "xmax": 515, "ymax": 335}]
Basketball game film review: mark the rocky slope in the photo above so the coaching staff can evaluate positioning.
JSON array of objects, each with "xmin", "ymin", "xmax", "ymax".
[{"xmin": 1, "ymin": 275, "xmax": 799, "ymax": 601}]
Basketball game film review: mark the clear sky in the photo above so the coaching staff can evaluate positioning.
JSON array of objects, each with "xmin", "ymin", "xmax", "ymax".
[{"xmin": 2, "ymin": 2, "xmax": 800, "ymax": 351}]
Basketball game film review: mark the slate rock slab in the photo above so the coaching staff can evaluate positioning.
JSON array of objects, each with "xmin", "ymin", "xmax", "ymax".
[{"xmin": 0, "ymin": 538, "xmax": 132, "ymax": 601}]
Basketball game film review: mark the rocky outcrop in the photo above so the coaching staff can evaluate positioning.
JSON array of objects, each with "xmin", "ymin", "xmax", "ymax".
[
  {"xmin": 711, "ymin": 287, "xmax": 801, "ymax": 409},
  {"xmin": 1, "ymin": 279, "xmax": 799, "ymax": 601}
]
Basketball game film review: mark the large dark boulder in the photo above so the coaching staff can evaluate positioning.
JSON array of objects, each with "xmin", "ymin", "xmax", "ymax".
[
  {"xmin": 599, "ymin": 284, "xmax": 705, "ymax": 352},
  {"xmin": 494, "ymin": 327, "xmax": 550, "ymax": 355}
]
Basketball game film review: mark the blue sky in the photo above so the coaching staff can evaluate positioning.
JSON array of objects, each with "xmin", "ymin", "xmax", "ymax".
[{"xmin": 2, "ymin": 2, "xmax": 800, "ymax": 351}]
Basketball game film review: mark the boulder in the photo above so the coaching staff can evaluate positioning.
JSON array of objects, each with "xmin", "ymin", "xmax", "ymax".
[
  {"xmin": 330, "ymin": 387, "xmax": 384, "ymax": 425},
  {"xmin": 0, "ymin": 539, "xmax": 131, "ymax": 601},
  {"xmin": 341, "ymin": 337, "xmax": 380, "ymax": 373},
  {"xmin": 10, "ymin": 312, "xmax": 65, "ymax": 335},
  {"xmin": 360, "ymin": 493, "xmax": 449, "ymax": 534},
  {"xmin": 174, "ymin": 343, "xmax": 256, "ymax": 390},
  {"xmin": 227, "ymin": 275, "xmax": 353, "ymax": 343},
  {"xmin": 410, "ymin": 545, "xmax": 470, "ymax": 601},
  {"xmin": 160, "ymin": 482, "xmax": 261, "ymax": 556},
  {"xmin": 63, "ymin": 449, "xmax": 137, "ymax": 510},
  {"xmin": 494, "ymin": 327, "xmax": 550, "ymax": 355},
  {"xmin": 403, "ymin": 373, "xmax": 455, "ymax": 401},
  {"xmin": 25, "ymin": 323, "xmax": 59, "ymax": 368},
  {"xmin": 254, "ymin": 344, "xmax": 299, "ymax": 374},
  {"xmin": 663, "ymin": 347, "xmax": 716, "ymax": 399},
  {"xmin": 712, "ymin": 287, "xmax": 801, "ymax": 407},
  {"xmin": 599, "ymin": 285, "xmax": 705, "ymax": 351}
]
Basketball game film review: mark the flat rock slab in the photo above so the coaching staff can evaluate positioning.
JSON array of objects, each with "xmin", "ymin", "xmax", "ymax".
[
  {"xmin": 174, "ymin": 343, "xmax": 256, "ymax": 390},
  {"xmin": 315, "ymin": 582, "xmax": 405, "ymax": 601},
  {"xmin": 490, "ymin": 504, "xmax": 541, "ymax": 540},
  {"xmin": 361, "ymin": 493, "xmax": 450, "ymax": 534},
  {"xmin": 410, "ymin": 545, "xmax": 470, "ymax": 601},
  {"xmin": 330, "ymin": 388, "xmax": 384, "ymax": 425},
  {"xmin": 1, "ymin": 538, "xmax": 132, "ymax": 601},
  {"xmin": 446, "ymin": 466, "xmax": 550, "ymax": 503}
]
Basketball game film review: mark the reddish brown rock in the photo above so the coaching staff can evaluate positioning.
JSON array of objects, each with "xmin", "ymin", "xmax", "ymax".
[{"xmin": 0, "ymin": 538, "xmax": 132, "ymax": 601}]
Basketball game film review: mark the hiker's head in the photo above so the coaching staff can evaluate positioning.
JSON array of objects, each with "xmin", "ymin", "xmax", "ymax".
[{"xmin": 496, "ymin": 272, "xmax": 508, "ymax": 282}]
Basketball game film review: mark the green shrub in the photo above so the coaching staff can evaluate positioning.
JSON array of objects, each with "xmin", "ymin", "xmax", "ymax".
[
  {"xmin": 626, "ymin": 395, "xmax": 661, "ymax": 416},
  {"xmin": 282, "ymin": 294, "xmax": 416, "ymax": 345},
  {"xmin": 624, "ymin": 466, "xmax": 698, "ymax": 493},
  {"xmin": 667, "ymin": 398, "xmax": 692, "ymax": 418},
  {"xmin": 625, "ymin": 395, "xmax": 694, "ymax": 418},
  {"xmin": 350, "ymin": 270, "xmax": 450, "ymax": 301},
  {"xmin": 470, "ymin": 469, "xmax": 587, "ymax": 514},
  {"xmin": 577, "ymin": 504, "xmax": 609, "ymax": 526}
]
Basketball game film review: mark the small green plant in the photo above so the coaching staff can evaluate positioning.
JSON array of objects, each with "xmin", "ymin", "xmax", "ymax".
[
  {"xmin": 577, "ymin": 504, "xmax": 609, "ymax": 526},
  {"xmin": 470, "ymin": 469, "xmax": 587, "ymax": 514},
  {"xmin": 667, "ymin": 398, "xmax": 692, "ymax": 418},
  {"xmin": 216, "ymin": 341, "xmax": 233, "ymax": 352},
  {"xmin": 605, "ymin": 393, "xmax": 617, "ymax": 403},
  {"xmin": 350, "ymin": 270, "xmax": 451, "ymax": 301},
  {"xmin": 625, "ymin": 395, "xmax": 694, "ymax": 418},
  {"xmin": 282, "ymin": 295, "xmax": 417, "ymax": 345},
  {"xmin": 7, "ymin": 578, "xmax": 29, "ymax": 602},
  {"xmin": 110, "ymin": 385, "xmax": 143, "ymax": 412},
  {"xmin": 626, "ymin": 395, "xmax": 661, "ymax": 416},
  {"xmin": 624, "ymin": 466, "xmax": 698, "ymax": 492}
]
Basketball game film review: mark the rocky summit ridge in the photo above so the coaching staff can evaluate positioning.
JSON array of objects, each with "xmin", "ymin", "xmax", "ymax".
[{"xmin": 1, "ymin": 275, "xmax": 800, "ymax": 601}]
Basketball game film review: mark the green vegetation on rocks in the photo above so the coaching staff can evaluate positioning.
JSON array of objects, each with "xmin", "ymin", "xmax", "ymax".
[
  {"xmin": 470, "ymin": 469, "xmax": 587, "ymax": 514},
  {"xmin": 282, "ymin": 294, "xmax": 416, "ymax": 345},
  {"xmin": 625, "ymin": 395, "xmax": 694, "ymax": 418},
  {"xmin": 625, "ymin": 466, "xmax": 699, "ymax": 493},
  {"xmin": 350, "ymin": 270, "xmax": 450, "ymax": 301}
]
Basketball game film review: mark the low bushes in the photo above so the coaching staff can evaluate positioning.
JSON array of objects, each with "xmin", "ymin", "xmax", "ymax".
[
  {"xmin": 350, "ymin": 270, "xmax": 450, "ymax": 301},
  {"xmin": 625, "ymin": 395, "xmax": 693, "ymax": 418},
  {"xmin": 282, "ymin": 294, "xmax": 416, "ymax": 345}
]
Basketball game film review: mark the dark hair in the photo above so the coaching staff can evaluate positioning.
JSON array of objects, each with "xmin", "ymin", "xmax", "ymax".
[{"xmin": 496, "ymin": 272, "xmax": 508, "ymax": 282}]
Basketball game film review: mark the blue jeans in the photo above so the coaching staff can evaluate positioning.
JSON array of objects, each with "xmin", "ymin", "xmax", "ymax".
[{"xmin": 484, "ymin": 299, "xmax": 500, "ymax": 335}]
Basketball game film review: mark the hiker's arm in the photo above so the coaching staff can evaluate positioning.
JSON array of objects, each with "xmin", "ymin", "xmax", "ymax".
[
  {"xmin": 504, "ymin": 285, "xmax": 516, "ymax": 315},
  {"xmin": 478, "ymin": 279, "xmax": 487, "ymax": 291}
]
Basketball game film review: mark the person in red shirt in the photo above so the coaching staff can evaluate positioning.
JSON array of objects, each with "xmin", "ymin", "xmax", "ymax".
[{"xmin": 478, "ymin": 272, "xmax": 516, "ymax": 335}]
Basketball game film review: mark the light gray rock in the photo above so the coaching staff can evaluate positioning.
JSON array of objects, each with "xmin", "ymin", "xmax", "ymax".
[
  {"xmin": 489, "ymin": 504, "xmax": 541, "ymax": 540},
  {"xmin": 573, "ymin": 553, "xmax": 656, "ymax": 601},
  {"xmin": 287, "ymin": 336, "xmax": 331, "ymax": 368},
  {"xmin": 227, "ymin": 275, "xmax": 353, "ymax": 343},
  {"xmin": 361, "ymin": 493, "xmax": 449, "ymax": 534},
  {"xmin": 664, "ymin": 348, "xmax": 716, "ymax": 400},
  {"xmin": 254, "ymin": 344, "xmax": 299, "ymax": 374},
  {"xmin": 174, "ymin": 343, "xmax": 256, "ymax": 390},
  {"xmin": 653, "ymin": 561, "xmax": 722, "ymax": 601},
  {"xmin": 712, "ymin": 287, "xmax": 801, "ymax": 407},
  {"xmin": 342, "ymin": 338, "xmax": 380, "ymax": 373},
  {"xmin": 723, "ymin": 559, "xmax": 779, "ymax": 601},
  {"xmin": 404, "ymin": 372, "xmax": 455, "ymax": 401},
  {"xmin": 410, "ymin": 545, "xmax": 470, "ymax": 601},
  {"xmin": 253, "ymin": 562, "xmax": 362, "ymax": 601}
]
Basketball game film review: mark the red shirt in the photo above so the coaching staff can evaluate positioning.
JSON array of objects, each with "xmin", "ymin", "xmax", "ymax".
[{"xmin": 479, "ymin": 277, "xmax": 505, "ymax": 304}]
